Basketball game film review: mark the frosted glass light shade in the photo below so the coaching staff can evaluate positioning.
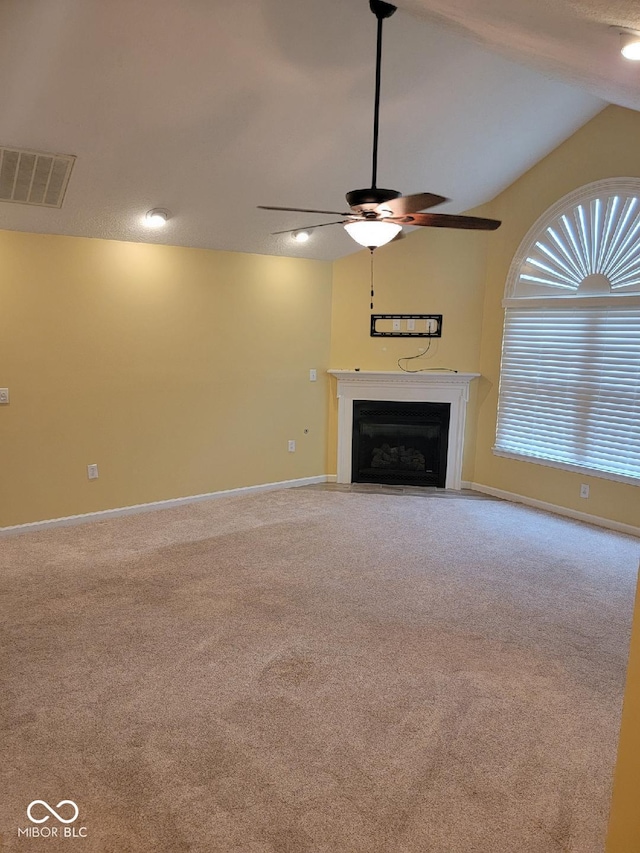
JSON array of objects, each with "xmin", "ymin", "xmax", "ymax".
[{"xmin": 344, "ymin": 220, "xmax": 402, "ymax": 248}]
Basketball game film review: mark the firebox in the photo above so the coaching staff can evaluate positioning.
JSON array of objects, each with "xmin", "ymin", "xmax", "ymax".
[{"xmin": 352, "ymin": 400, "xmax": 450, "ymax": 487}]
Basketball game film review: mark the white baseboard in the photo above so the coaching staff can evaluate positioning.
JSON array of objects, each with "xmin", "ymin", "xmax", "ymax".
[
  {"xmin": 0, "ymin": 475, "xmax": 331, "ymax": 537},
  {"xmin": 7, "ymin": 475, "xmax": 636, "ymax": 540},
  {"xmin": 469, "ymin": 482, "xmax": 640, "ymax": 539}
]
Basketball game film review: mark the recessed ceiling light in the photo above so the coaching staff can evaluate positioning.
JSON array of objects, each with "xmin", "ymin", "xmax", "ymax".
[
  {"xmin": 612, "ymin": 27, "xmax": 640, "ymax": 60},
  {"xmin": 293, "ymin": 230, "xmax": 311, "ymax": 243},
  {"xmin": 145, "ymin": 208, "xmax": 171, "ymax": 227},
  {"xmin": 621, "ymin": 32, "xmax": 640, "ymax": 60}
]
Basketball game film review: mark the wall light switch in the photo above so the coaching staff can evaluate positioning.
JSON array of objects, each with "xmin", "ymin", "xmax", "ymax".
[
  {"xmin": 309, "ymin": 369, "xmax": 317, "ymax": 381},
  {"xmin": 406, "ymin": 319, "xmax": 416, "ymax": 331},
  {"xmin": 0, "ymin": 388, "xmax": 9, "ymax": 404},
  {"xmin": 392, "ymin": 319, "xmax": 401, "ymax": 331},
  {"xmin": 580, "ymin": 483, "xmax": 589, "ymax": 498},
  {"xmin": 288, "ymin": 440, "xmax": 296, "ymax": 452}
]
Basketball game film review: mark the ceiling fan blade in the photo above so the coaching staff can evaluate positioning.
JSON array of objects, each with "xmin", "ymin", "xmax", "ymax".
[
  {"xmin": 271, "ymin": 219, "xmax": 349, "ymax": 235},
  {"xmin": 377, "ymin": 192, "xmax": 448, "ymax": 215},
  {"xmin": 386, "ymin": 212, "xmax": 501, "ymax": 231},
  {"xmin": 258, "ymin": 205, "xmax": 351, "ymax": 216}
]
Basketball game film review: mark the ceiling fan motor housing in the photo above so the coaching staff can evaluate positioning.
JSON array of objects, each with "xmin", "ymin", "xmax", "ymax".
[{"xmin": 346, "ymin": 187, "xmax": 401, "ymax": 212}]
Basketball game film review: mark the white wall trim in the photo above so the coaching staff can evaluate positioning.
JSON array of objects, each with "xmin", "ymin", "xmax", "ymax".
[
  {"xmin": 0, "ymin": 475, "xmax": 330, "ymax": 537},
  {"xmin": 469, "ymin": 481, "xmax": 640, "ymax": 539}
]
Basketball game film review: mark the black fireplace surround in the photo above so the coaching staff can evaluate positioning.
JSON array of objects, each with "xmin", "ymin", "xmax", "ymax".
[{"xmin": 352, "ymin": 400, "xmax": 450, "ymax": 487}]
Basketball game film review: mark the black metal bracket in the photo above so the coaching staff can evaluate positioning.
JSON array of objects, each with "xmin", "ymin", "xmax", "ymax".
[{"xmin": 370, "ymin": 314, "xmax": 443, "ymax": 337}]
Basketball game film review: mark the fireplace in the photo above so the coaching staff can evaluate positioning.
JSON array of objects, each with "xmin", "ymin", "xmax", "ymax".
[
  {"xmin": 328, "ymin": 370, "xmax": 479, "ymax": 490},
  {"xmin": 352, "ymin": 401, "xmax": 450, "ymax": 487}
]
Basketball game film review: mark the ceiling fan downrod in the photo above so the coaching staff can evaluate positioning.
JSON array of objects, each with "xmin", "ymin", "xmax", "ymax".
[
  {"xmin": 370, "ymin": 0, "xmax": 396, "ymax": 190},
  {"xmin": 346, "ymin": 1, "xmax": 399, "ymax": 212}
]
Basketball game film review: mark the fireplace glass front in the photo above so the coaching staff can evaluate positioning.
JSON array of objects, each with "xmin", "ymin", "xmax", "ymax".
[{"xmin": 352, "ymin": 400, "xmax": 450, "ymax": 487}]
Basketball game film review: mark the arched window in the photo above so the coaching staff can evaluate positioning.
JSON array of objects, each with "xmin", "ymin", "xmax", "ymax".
[{"xmin": 494, "ymin": 178, "xmax": 640, "ymax": 484}]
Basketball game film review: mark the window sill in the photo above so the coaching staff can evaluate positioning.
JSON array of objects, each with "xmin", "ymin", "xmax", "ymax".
[{"xmin": 492, "ymin": 448, "xmax": 640, "ymax": 487}]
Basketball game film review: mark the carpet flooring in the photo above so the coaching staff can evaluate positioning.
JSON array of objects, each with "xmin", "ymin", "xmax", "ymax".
[{"xmin": 1, "ymin": 488, "xmax": 638, "ymax": 852}]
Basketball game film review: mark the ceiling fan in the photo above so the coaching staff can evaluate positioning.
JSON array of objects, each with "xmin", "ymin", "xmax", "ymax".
[{"xmin": 258, "ymin": 0, "xmax": 501, "ymax": 250}]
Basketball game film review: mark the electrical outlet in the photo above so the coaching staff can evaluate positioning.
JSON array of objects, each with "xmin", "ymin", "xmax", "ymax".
[
  {"xmin": 0, "ymin": 388, "xmax": 9, "ymax": 404},
  {"xmin": 87, "ymin": 464, "xmax": 99, "ymax": 480},
  {"xmin": 309, "ymin": 369, "xmax": 317, "ymax": 381},
  {"xmin": 406, "ymin": 318, "xmax": 416, "ymax": 331},
  {"xmin": 580, "ymin": 483, "xmax": 589, "ymax": 498},
  {"xmin": 288, "ymin": 440, "xmax": 296, "ymax": 452}
]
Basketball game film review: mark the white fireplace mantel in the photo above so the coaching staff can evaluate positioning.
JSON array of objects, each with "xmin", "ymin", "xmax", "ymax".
[{"xmin": 328, "ymin": 370, "xmax": 480, "ymax": 489}]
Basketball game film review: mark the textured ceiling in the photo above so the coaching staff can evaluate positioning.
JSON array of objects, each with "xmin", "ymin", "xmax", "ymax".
[
  {"xmin": 0, "ymin": 0, "xmax": 607, "ymax": 261},
  {"xmin": 399, "ymin": 0, "xmax": 640, "ymax": 110}
]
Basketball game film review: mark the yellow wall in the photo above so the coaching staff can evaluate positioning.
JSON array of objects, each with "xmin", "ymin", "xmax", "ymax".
[
  {"xmin": 3, "ymin": 105, "xmax": 640, "ymax": 532},
  {"xmin": 329, "ymin": 221, "xmax": 491, "ymax": 478},
  {"xmin": 474, "ymin": 104, "xmax": 640, "ymax": 529},
  {"xmin": 0, "ymin": 231, "xmax": 332, "ymax": 527}
]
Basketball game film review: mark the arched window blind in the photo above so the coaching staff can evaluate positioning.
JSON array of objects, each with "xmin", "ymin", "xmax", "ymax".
[{"xmin": 494, "ymin": 178, "xmax": 640, "ymax": 485}]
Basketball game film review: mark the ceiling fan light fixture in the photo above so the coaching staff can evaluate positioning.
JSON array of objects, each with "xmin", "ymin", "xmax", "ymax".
[
  {"xmin": 145, "ymin": 208, "xmax": 170, "ymax": 227},
  {"xmin": 620, "ymin": 31, "xmax": 640, "ymax": 59},
  {"xmin": 344, "ymin": 220, "xmax": 402, "ymax": 248},
  {"xmin": 293, "ymin": 229, "xmax": 312, "ymax": 243}
]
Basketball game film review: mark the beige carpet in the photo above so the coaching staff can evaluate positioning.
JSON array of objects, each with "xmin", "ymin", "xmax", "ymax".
[{"xmin": 1, "ymin": 488, "xmax": 638, "ymax": 852}]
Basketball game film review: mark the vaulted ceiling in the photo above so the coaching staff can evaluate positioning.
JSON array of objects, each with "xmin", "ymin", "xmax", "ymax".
[
  {"xmin": 400, "ymin": 0, "xmax": 640, "ymax": 110},
  {"xmin": 0, "ymin": 0, "xmax": 634, "ymax": 261}
]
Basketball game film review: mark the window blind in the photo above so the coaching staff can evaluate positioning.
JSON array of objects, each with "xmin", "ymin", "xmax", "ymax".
[{"xmin": 495, "ymin": 306, "xmax": 640, "ymax": 481}]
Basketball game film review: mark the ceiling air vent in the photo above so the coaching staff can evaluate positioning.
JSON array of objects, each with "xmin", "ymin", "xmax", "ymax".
[{"xmin": 0, "ymin": 147, "xmax": 76, "ymax": 208}]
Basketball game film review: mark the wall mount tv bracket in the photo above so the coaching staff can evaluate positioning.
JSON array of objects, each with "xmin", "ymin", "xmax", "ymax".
[{"xmin": 370, "ymin": 314, "xmax": 443, "ymax": 337}]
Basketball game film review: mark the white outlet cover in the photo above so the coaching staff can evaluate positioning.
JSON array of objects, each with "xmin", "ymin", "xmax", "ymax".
[
  {"xmin": 0, "ymin": 388, "xmax": 9, "ymax": 404},
  {"xmin": 288, "ymin": 440, "xmax": 296, "ymax": 452},
  {"xmin": 309, "ymin": 369, "xmax": 317, "ymax": 381}
]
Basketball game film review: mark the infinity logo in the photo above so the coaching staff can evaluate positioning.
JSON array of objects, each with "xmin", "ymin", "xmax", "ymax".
[{"xmin": 27, "ymin": 800, "xmax": 79, "ymax": 825}]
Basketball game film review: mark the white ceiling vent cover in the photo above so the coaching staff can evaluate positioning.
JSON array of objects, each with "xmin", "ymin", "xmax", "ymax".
[{"xmin": 0, "ymin": 147, "xmax": 76, "ymax": 208}]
